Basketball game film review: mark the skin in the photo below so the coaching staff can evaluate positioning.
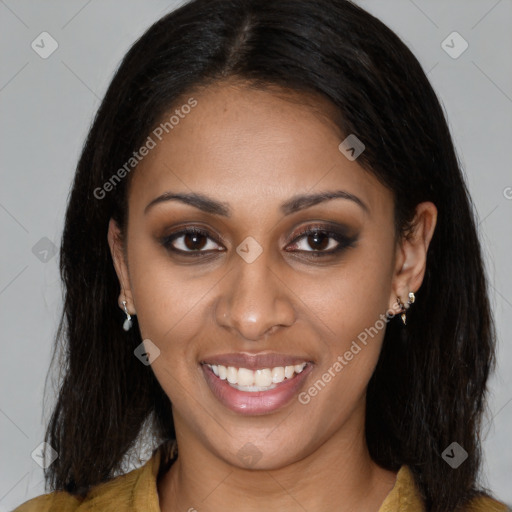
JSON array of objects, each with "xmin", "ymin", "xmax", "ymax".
[{"xmin": 108, "ymin": 80, "xmax": 437, "ymax": 512}]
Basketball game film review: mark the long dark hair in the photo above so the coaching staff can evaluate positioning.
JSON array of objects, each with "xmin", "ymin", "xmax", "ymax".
[{"xmin": 43, "ymin": 1, "xmax": 498, "ymax": 510}]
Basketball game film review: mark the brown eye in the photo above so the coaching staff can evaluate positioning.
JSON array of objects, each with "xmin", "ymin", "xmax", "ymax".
[
  {"xmin": 303, "ymin": 231, "xmax": 332, "ymax": 251},
  {"xmin": 286, "ymin": 225, "xmax": 358, "ymax": 257},
  {"xmin": 161, "ymin": 227, "xmax": 223, "ymax": 255},
  {"xmin": 160, "ymin": 224, "xmax": 357, "ymax": 259},
  {"xmin": 182, "ymin": 231, "xmax": 208, "ymax": 251}
]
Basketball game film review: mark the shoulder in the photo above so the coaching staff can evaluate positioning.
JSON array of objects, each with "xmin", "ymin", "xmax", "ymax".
[
  {"xmin": 12, "ymin": 465, "xmax": 147, "ymax": 512},
  {"xmin": 11, "ymin": 491, "xmax": 82, "ymax": 512},
  {"xmin": 12, "ymin": 447, "xmax": 164, "ymax": 512},
  {"xmin": 463, "ymin": 495, "xmax": 510, "ymax": 512},
  {"xmin": 380, "ymin": 465, "xmax": 510, "ymax": 512}
]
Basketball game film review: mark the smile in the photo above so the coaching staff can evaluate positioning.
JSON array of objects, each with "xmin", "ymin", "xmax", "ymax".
[
  {"xmin": 201, "ymin": 359, "xmax": 313, "ymax": 415},
  {"xmin": 206, "ymin": 362, "xmax": 307, "ymax": 391}
]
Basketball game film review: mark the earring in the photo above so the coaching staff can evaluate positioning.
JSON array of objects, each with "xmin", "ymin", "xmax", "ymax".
[
  {"xmin": 121, "ymin": 300, "xmax": 132, "ymax": 331},
  {"xmin": 396, "ymin": 291, "xmax": 415, "ymax": 325}
]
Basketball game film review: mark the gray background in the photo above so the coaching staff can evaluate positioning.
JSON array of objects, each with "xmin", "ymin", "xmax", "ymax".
[{"xmin": 1, "ymin": 0, "xmax": 511, "ymax": 510}]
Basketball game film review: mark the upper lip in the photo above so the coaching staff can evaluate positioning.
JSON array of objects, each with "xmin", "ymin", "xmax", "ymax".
[{"xmin": 201, "ymin": 352, "xmax": 313, "ymax": 371}]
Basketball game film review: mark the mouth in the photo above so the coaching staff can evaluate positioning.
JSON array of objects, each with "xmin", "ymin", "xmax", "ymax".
[
  {"xmin": 200, "ymin": 354, "xmax": 314, "ymax": 415},
  {"xmin": 206, "ymin": 362, "xmax": 308, "ymax": 390}
]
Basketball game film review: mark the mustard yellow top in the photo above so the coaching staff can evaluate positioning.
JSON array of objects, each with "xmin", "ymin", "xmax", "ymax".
[{"xmin": 12, "ymin": 441, "xmax": 509, "ymax": 512}]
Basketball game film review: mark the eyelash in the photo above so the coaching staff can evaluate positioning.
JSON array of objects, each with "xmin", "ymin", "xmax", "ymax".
[{"xmin": 160, "ymin": 224, "xmax": 357, "ymax": 259}]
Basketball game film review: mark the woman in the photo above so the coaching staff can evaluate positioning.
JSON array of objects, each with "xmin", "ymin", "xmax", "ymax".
[{"xmin": 13, "ymin": 0, "xmax": 509, "ymax": 511}]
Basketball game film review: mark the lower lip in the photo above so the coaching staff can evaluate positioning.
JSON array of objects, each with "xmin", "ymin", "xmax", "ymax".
[{"xmin": 201, "ymin": 364, "xmax": 313, "ymax": 415}]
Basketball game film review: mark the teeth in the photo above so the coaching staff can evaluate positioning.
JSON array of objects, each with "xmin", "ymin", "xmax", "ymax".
[
  {"xmin": 284, "ymin": 365, "xmax": 295, "ymax": 379},
  {"xmin": 254, "ymin": 368, "xmax": 272, "ymax": 387},
  {"xmin": 227, "ymin": 366, "xmax": 238, "ymax": 384},
  {"xmin": 271, "ymin": 366, "xmax": 285, "ymax": 383},
  {"xmin": 229, "ymin": 383, "xmax": 278, "ymax": 392},
  {"xmin": 206, "ymin": 362, "xmax": 307, "ymax": 390},
  {"xmin": 238, "ymin": 367, "xmax": 254, "ymax": 386}
]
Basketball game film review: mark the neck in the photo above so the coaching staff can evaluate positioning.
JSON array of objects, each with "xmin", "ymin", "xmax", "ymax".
[{"xmin": 157, "ymin": 407, "xmax": 398, "ymax": 512}]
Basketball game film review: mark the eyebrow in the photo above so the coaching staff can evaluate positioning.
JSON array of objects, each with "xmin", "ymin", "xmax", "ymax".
[{"xmin": 144, "ymin": 189, "xmax": 369, "ymax": 217}]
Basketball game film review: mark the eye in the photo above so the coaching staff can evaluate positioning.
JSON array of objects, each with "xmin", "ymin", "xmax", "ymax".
[
  {"xmin": 286, "ymin": 224, "xmax": 357, "ymax": 257},
  {"xmin": 161, "ymin": 227, "xmax": 224, "ymax": 256},
  {"xmin": 160, "ymin": 224, "xmax": 357, "ymax": 258}
]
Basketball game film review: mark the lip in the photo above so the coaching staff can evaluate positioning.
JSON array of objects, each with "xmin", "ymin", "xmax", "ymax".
[
  {"xmin": 201, "ymin": 360, "xmax": 314, "ymax": 415},
  {"xmin": 200, "ymin": 352, "xmax": 313, "ymax": 371}
]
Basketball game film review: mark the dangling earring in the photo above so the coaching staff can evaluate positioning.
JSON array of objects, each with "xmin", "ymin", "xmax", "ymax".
[
  {"xmin": 396, "ymin": 291, "xmax": 415, "ymax": 325},
  {"xmin": 122, "ymin": 300, "xmax": 132, "ymax": 331}
]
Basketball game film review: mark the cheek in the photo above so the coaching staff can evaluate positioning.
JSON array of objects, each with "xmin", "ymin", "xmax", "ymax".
[
  {"xmin": 302, "ymin": 233, "xmax": 395, "ymax": 404},
  {"xmin": 126, "ymin": 235, "xmax": 207, "ymax": 361},
  {"xmin": 128, "ymin": 254, "xmax": 209, "ymax": 407},
  {"xmin": 305, "ymin": 235, "xmax": 394, "ymax": 347},
  {"xmin": 296, "ymin": 289, "xmax": 391, "ymax": 435}
]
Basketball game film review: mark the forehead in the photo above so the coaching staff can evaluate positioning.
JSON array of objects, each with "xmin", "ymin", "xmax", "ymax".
[{"xmin": 129, "ymin": 82, "xmax": 392, "ymax": 220}]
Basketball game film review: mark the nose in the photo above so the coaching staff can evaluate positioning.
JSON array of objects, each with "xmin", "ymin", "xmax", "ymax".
[{"xmin": 215, "ymin": 254, "xmax": 296, "ymax": 341}]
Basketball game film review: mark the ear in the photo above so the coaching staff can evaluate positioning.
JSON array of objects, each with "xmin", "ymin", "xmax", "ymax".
[
  {"xmin": 389, "ymin": 201, "xmax": 437, "ymax": 309},
  {"xmin": 107, "ymin": 217, "xmax": 136, "ymax": 315}
]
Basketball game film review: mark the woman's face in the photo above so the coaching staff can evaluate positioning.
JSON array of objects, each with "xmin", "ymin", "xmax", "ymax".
[{"xmin": 109, "ymin": 81, "xmax": 428, "ymax": 469}]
